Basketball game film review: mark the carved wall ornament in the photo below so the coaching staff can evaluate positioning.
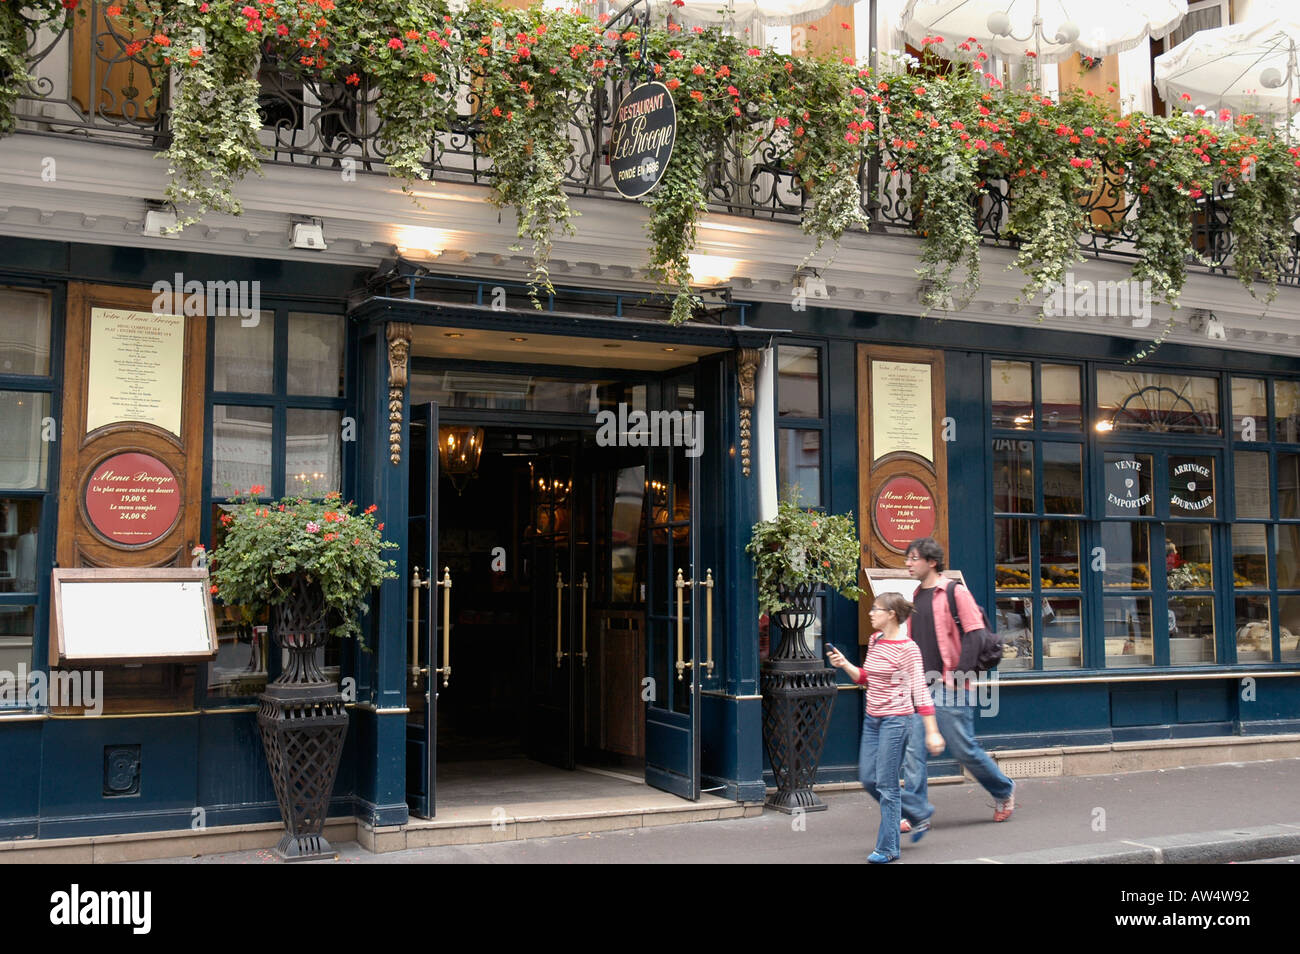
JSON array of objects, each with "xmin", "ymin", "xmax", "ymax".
[
  {"xmin": 386, "ymin": 322, "xmax": 413, "ymax": 465},
  {"xmin": 737, "ymin": 348, "xmax": 761, "ymax": 478}
]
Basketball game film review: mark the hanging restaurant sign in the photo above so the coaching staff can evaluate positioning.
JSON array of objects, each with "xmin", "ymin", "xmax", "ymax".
[
  {"xmin": 83, "ymin": 451, "xmax": 182, "ymax": 547},
  {"xmin": 873, "ymin": 475, "xmax": 936, "ymax": 553},
  {"xmin": 609, "ymin": 82, "xmax": 676, "ymax": 199}
]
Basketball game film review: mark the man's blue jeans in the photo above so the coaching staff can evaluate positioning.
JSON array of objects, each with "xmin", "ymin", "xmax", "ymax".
[
  {"xmin": 858, "ymin": 714, "xmax": 909, "ymax": 859},
  {"xmin": 922, "ymin": 684, "xmax": 1014, "ymax": 801},
  {"xmin": 900, "ymin": 714, "xmax": 935, "ymax": 824}
]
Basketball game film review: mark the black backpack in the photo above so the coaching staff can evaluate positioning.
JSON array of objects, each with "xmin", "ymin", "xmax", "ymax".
[{"xmin": 946, "ymin": 582, "xmax": 1002, "ymax": 674}]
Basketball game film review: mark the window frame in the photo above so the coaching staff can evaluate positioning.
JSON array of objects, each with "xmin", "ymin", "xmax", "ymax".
[
  {"xmin": 774, "ymin": 340, "xmax": 828, "ymax": 510},
  {"xmin": 0, "ymin": 280, "xmax": 63, "ymax": 708},
  {"xmin": 201, "ymin": 304, "xmax": 351, "ymax": 707},
  {"xmin": 988, "ymin": 356, "xmax": 1087, "ymax": 673}
]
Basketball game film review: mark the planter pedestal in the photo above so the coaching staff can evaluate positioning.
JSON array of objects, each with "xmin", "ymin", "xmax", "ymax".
[
  {"xmin": 760, "ymin": 583, "xmax": 837, "ymax": 813},
  {"xmin": 256, "ymin": 575, "xmax": 348, "ymax": 862}
]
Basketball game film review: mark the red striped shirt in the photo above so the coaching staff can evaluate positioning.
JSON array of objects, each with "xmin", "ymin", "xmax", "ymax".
[{"xmin": 854, "ymin": 636, "xmax": 935, "ymax": 717}]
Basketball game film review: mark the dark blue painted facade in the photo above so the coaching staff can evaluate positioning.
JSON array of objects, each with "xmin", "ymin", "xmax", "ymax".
[{"xmin": 1, "ymin": 237, "xmax": 1297, "ymax": 843}]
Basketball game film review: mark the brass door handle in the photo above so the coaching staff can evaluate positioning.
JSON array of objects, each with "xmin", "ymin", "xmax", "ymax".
[
  {"xmin": 435, "ymin": 567, "xmax": 452, "ymax": 687},
  {"xmin": 675, "ymin": 568, "xmax": 694, "ymax": 681},
  {"xmin": 555, "ymin": 571, "xmax": 569, "ymax": 667},
  {"xmin": 696, "ymin": 569, "xmax": 715, "ymax": 678},
  {"xmin": 411, "ymin": 567, "xmax": 430, "ymax": 685},
  {"xmin": 578, "ymin": 572, "xmax": 589, "ymax": 665}
]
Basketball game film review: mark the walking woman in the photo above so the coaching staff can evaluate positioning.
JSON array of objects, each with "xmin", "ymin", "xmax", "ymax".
[{"xmin": 828, "ymin": 592, "xmax": 945, "ymax": 863}]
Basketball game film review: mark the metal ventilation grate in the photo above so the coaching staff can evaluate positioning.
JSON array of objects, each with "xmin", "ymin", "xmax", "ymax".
[{"xmin": 996, "ymin": 755, "xmax": 1063, "ymax": 779}]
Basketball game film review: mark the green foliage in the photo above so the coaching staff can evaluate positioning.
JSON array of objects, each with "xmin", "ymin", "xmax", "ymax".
[
  {"xmin": 466, "ymin": 1, "xmax": 596, "ymax": 302},
  {"xmin": 2, "ymin": 7, "xmax": 1296, "ymax": 323},
  {"xmin": 745, "ymin": 495, "xmax": 863, "ymax": 615},
  {"xmin": 210, "ymin": 488, "xmax": 398, "ymax": 642},
  {"xmin": 876, "ymin": 69, "xmax": 987, "ymax": 311}
]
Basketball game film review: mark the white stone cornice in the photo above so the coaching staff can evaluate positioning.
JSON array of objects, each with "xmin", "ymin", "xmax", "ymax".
[{"xmin": 1, "ymin": 131, "xmax": 1299, "ymax": 360}]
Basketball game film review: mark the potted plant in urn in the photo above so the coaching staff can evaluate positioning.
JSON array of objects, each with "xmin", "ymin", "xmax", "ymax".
[
  {"xmin": 746, "ymin": 495, "xmax": 863, "ymax": 813},
  {"xmin": 210, "ymin": 487, "xmax": 397, "ymax": 861}
]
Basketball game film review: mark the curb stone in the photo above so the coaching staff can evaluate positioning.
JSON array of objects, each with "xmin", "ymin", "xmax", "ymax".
[{"xmin": 950, "ymin": 822, "xmax": 1300, "ymax": 864}]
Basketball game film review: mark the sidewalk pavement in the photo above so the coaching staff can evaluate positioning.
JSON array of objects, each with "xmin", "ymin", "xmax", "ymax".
[{"xmin": 152, "ymin": 757, "xmax": 1300, "ymax": 864}]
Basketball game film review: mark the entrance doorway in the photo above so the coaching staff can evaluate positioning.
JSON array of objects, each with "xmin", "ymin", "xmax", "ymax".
[{"xmin": 404, "ymin": 411, "xmax": 707, "ymax": 817}]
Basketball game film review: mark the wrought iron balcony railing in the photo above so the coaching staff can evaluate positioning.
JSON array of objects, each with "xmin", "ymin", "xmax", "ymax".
[{"xmin": 8, "ymin": 2, "xmax": 1299, "ymax": 289}]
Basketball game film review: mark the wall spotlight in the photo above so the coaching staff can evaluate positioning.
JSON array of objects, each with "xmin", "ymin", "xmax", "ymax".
[
  {"xmin": 291, "ymin": 217, "xmax": 328, "ymax": 250},
  {"xmin": 793, "ymin": 268, "xmax": 828, "ymax": 300},
  {"xmin": 1189, "ymin": 309, "xmax": 1226, "ymax": 341},
  {"xmin": 143, "ymin": 202, "xmax": 178, "ymax": 237}
]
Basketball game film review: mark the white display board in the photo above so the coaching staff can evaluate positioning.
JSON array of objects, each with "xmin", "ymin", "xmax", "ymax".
[
  {"xmin": 862, "ymin": 568, "xmax": 967, "ymax": 603},
  {"xmin": 52, "ymin": 568, "xmax": 218, "ymax": 664}
]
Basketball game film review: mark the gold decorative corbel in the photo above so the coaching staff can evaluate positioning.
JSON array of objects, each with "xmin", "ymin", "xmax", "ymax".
[
  {"xmin": 737, "ymin": 347, "xmax": 760, "ymax": 478},
  {"xmin": 386, "ymin": 322, "xmax": 413, "ymax": 465}
]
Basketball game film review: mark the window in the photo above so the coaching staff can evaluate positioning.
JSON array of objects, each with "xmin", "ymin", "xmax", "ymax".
[
  {"xmin": 776, "ymin": 344, "xmax": 824, "ymax": 508},
  {"xmin": 1168, "ymin": 0, "xmax": 1230, "ymax": 48},
  {"xmin": 990, "ymin": 360, "xmax": 1085, "ymax": 671},
  {"xmin": 1096, "ymin": 369, "xmax": 1220, "ymax": 436},
  {"xmin": 0, "ymin": 287, "xmax": 54, "ymax": 694},
  {"xmin": 1230, "ymin": 375, "xmax": 1300, "ymax": 664},
  {"xmin": 204, "ymin": 310, "xmax": 348, "ymax": 700}
]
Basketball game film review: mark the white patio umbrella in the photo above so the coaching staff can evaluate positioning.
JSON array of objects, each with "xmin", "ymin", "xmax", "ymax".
[
  {"xmin": 899, "ymin": 0, "xmax": 1188, "ymax": 65},
  {"xmin": 1154, "ymin": 16, "xmax": 1300, "ymax": 120}
]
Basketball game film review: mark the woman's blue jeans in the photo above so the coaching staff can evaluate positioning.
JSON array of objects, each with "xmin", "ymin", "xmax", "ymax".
[{"xmin": 857, "ymin": 714, "xmax": 909, "ymax": 859}]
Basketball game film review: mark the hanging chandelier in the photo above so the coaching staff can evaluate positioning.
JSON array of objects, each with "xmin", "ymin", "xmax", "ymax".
[{"xmin": 439, "ymin": 426, "xmax": 484, "ymax": 494}]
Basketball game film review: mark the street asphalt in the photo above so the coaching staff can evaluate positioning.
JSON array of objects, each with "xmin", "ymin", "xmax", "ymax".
[{"xmin": 159, "ymin": 757, "xmax": 1300, "ymax": 864}]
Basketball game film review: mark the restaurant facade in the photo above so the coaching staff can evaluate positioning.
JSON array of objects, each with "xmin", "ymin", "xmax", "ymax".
[{"xmin": 2, "ymin": 2, "xmax": 1299, "ymax": 848}]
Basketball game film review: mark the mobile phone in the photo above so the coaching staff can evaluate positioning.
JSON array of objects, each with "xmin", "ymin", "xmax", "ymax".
[{"xmin": 824, "ymin": 643, "xmax": 837, "ymax": 654}]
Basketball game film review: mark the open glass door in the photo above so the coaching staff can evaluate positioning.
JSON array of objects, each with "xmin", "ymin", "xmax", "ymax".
[
  {"xmin": 644, "ymin": 436, "xmax": 703, "ymax": 800},
  {"xmin": 526, "ymin": 441, "xmax": 578, "ymax": 769},
  {"xmin": 406, "ymin": 402, "xmax": 439, "ymax": 817}
]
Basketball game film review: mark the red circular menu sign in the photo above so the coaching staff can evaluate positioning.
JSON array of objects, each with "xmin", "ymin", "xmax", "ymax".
[
  {"xmin": 874, "ymin": 476, "xmax": 936, "ymax": 552},
  {"xmin": 84, "ymin": 452, "xmax": 181, "ymax": 546}
]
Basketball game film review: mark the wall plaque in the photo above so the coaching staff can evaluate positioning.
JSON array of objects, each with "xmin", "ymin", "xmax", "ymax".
[
  {"xmin": 871, "ymin": 360, "xmax": 933, "ymax": 462},
  {"xmin": 609, "ymin": 82, "xmax": 676, "ymax": 199},
  {"xmin": 873, "ymin": 475, "xmax": 936, "ymax": 552},
  {"xmin": 86, "ymin": 307, "xmax": 185, "ymax": 436},
  {"xmin": 84, "ymin": 451, "xmax": 181, "ymax": 547}
]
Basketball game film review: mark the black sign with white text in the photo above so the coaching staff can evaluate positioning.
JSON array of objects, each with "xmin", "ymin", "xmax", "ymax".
[{"xmin": 609, "ymin": 82, "xmax": 676, "ymax": 199}]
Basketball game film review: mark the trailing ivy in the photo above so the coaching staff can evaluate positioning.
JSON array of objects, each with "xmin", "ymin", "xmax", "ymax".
[
  {"xmin": 155, "ymin": 0, "xmax": 265, "ymax": 226},
  {"xmin": 1, "ymin": 5, "xmax": 1296, "ymax": 320},
  {"xmin": 876, "ymin": 69, "xmax": 986, "ymax": 311},
  {"xmin": 466, "ymin": 1, "xmax": 597, "ymax": 302}
]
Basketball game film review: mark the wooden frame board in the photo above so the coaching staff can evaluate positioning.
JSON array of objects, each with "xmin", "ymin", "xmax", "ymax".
[
  {"xmin": 860, "ymin": 568, "xmax": 966, "ymax": 643},
  {"xmin": 51, "ymin": 567, "xmax": 219, "ymax": 665}
]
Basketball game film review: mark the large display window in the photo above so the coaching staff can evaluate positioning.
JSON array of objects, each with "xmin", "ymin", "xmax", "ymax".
[{"xmin": 987, "ymin": 359, "xmax": 1294, "ymax": 671}]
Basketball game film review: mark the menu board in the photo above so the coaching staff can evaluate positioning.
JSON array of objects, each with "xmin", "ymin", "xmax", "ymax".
[
  {"xmin": 871, "ymin": 360, "xmax": 933, "ymax": 462},
  {"xmin": 52, "ymin": 568, "xmax": 218, "ymax": 664},
  {"xmin": 85, "ymin": 308, "xmax": 185, "ymax": 436},
  {"xmin": 83, "ymin": 451, "xmax": 182, "ymax": 546},
  {"xmin": 873, "ymin": 475, "xmax": 937, "ymax": 552}
]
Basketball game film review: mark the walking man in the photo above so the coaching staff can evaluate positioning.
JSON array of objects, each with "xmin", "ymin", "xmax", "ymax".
[{"xmin": 902, "ymin": 537, "xmax": 1015, "ymax": 838}]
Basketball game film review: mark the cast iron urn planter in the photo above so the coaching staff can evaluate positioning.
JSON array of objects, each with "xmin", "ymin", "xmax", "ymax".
[
  {"xmin": 257, "ymin": 574, "xmax": 348, "ymax": 862},
  {"xmin": 760, "ymin": 582, "xmax": 838, "ymax": 813}
]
